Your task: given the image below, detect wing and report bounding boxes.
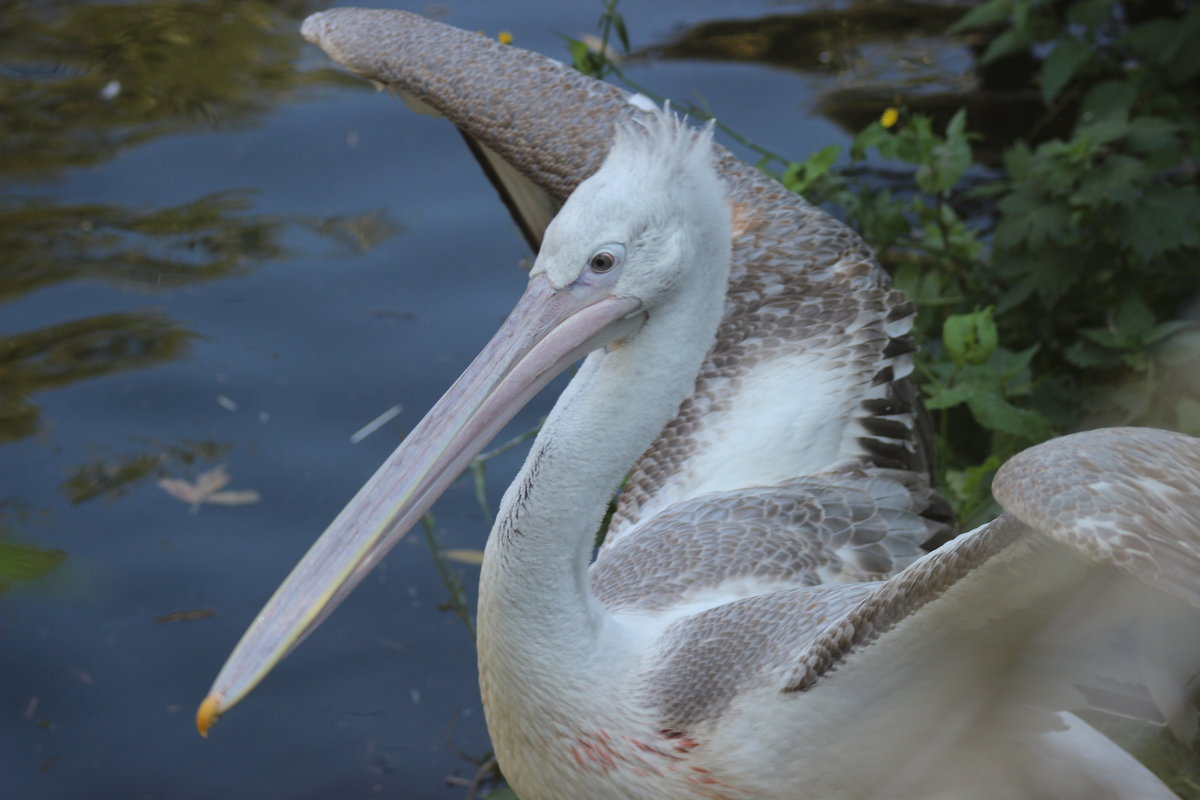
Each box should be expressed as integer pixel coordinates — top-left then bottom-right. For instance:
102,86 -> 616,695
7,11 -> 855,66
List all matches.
638,428 -> 1200,796
591,466 -> 946,615
807,429 -> 1200,727
300,8 -> 949,553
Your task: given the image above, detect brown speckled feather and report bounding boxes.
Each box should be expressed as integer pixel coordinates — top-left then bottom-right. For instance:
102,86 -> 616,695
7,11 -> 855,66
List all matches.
638,428 -> 1200,743
592,467 -> 943,613
994,426 -> 1200,608
281,15 -> 1200,798
300,9 -> 948,568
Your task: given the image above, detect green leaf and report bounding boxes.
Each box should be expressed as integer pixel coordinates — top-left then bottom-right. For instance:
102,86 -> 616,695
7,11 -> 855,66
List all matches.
949,0 -> 1013,32
1080,327 -> 1120,348
1068,0 -> 1116,28
991,344 -> 1040,387
1162,9 -> 1200,82
1041,37 -> 1091,104
924,383 -> 970,411
613,14 -> 631,52
806,144 -> 840,176
1074,155 -> 1144,208
850,122 -> 896,161
1115,185 -> 1200,260
944,454 -> 1004,525
982,26 -> 1032,65
995,193 -> 1071,249
1125,18 -> 1185,65
943,308 -> 999,368
1134,317 -> 1190,346
916,110 -> 972,194
1114,295 -> 1156,341
993,249 -> 1081,307
962,388 -> 1055,440
1080,80 -> 1139,124
995,273 -> 1039,313
1065,340 -> 1119,368
782,145 -> 841,194
1002,140 -> 1034,179
1074,115 -> 1131,147
1126,116 -> 1182,154
566,38 -> 591,72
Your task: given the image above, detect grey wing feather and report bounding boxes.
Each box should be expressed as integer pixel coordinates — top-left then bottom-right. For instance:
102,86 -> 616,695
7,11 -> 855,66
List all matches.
771,428 -> 1198,731
993,426 -> 1200,608
644,582 -> 879,731
301,8 -> 947,548
640,429 -> 1200,744
592,467 -> 948,612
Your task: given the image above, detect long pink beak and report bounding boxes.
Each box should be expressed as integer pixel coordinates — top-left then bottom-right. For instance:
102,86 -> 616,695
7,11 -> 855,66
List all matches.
197,272 -> 642,734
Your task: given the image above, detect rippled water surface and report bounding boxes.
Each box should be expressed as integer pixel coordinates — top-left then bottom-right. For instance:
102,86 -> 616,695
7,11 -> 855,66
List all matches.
1,2 -> 959,797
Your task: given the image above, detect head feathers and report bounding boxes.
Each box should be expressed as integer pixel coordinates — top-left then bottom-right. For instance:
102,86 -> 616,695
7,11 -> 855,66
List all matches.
603,103 -> 718,189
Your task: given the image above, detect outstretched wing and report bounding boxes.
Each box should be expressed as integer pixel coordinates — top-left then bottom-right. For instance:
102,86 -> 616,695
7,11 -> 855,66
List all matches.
639,428 -> 1200,796
993,426 -> 1200,609
300,8 -> 949,556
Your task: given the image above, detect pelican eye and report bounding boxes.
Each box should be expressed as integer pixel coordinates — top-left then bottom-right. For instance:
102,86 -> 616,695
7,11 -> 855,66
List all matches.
588,243 -> 625,274
590,252 -> 615,273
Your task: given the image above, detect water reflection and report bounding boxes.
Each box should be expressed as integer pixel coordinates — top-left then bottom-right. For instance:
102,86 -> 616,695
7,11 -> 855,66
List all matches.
0,0 -> 397,452
0,0 -> 398,618
1,192 -> 283,298
0,539 -> 66,593
62,438 -> 233,504
1,0 -> 344,177
650,2 -> 964,73
650,1 -> 1067,161
1,310 -> 194,442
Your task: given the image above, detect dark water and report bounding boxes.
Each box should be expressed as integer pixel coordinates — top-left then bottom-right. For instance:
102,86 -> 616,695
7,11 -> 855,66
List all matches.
0,2 -> 966,798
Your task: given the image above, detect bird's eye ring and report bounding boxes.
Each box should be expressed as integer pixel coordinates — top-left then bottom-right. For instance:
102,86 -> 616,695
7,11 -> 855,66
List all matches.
589,251 -> 616,273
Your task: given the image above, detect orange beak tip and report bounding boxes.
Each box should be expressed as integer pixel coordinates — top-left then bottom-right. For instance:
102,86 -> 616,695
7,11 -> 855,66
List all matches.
196,694 -> 222,737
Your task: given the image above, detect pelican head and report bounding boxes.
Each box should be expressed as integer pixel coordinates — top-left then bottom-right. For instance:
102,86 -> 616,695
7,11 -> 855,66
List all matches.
198,106 -> 731,734
533,111 -> 728,310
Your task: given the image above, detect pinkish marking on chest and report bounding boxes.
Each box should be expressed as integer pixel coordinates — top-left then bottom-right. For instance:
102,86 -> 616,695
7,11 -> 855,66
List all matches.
562,727 -> 752,799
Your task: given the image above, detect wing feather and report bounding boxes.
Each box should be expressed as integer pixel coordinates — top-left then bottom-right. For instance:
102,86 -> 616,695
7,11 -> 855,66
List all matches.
785,429 -> 1200,727
592,467 -> 945,615
300,8 -> 946,553
634,429 -> 1199,790
993,426 -> 1200,607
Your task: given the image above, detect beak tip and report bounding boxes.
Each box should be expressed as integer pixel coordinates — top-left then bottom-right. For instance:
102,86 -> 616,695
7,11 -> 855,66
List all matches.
196,693 -> 222,737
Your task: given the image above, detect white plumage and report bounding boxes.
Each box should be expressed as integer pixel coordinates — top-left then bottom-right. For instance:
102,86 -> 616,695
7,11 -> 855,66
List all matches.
198,11 -> 1200,800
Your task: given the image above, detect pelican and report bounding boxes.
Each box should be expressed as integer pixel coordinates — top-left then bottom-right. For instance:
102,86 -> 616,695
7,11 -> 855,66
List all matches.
198,9 -> 1200,799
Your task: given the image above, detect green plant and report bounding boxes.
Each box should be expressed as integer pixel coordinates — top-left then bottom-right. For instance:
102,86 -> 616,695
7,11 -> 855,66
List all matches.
771,0 -> 1200,518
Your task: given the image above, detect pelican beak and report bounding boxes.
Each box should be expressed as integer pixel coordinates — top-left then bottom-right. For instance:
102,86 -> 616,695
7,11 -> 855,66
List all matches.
197,272 -> 642,735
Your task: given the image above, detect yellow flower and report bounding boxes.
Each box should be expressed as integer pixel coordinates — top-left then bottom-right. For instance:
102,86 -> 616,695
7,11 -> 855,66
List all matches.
498,31 -> 513,45
880,107 -> 900,129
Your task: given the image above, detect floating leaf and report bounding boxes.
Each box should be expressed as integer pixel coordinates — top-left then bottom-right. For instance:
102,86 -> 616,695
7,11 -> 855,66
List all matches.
205,490 -> 261,507
158,465 -> 259,513
441,548 -> 486,566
